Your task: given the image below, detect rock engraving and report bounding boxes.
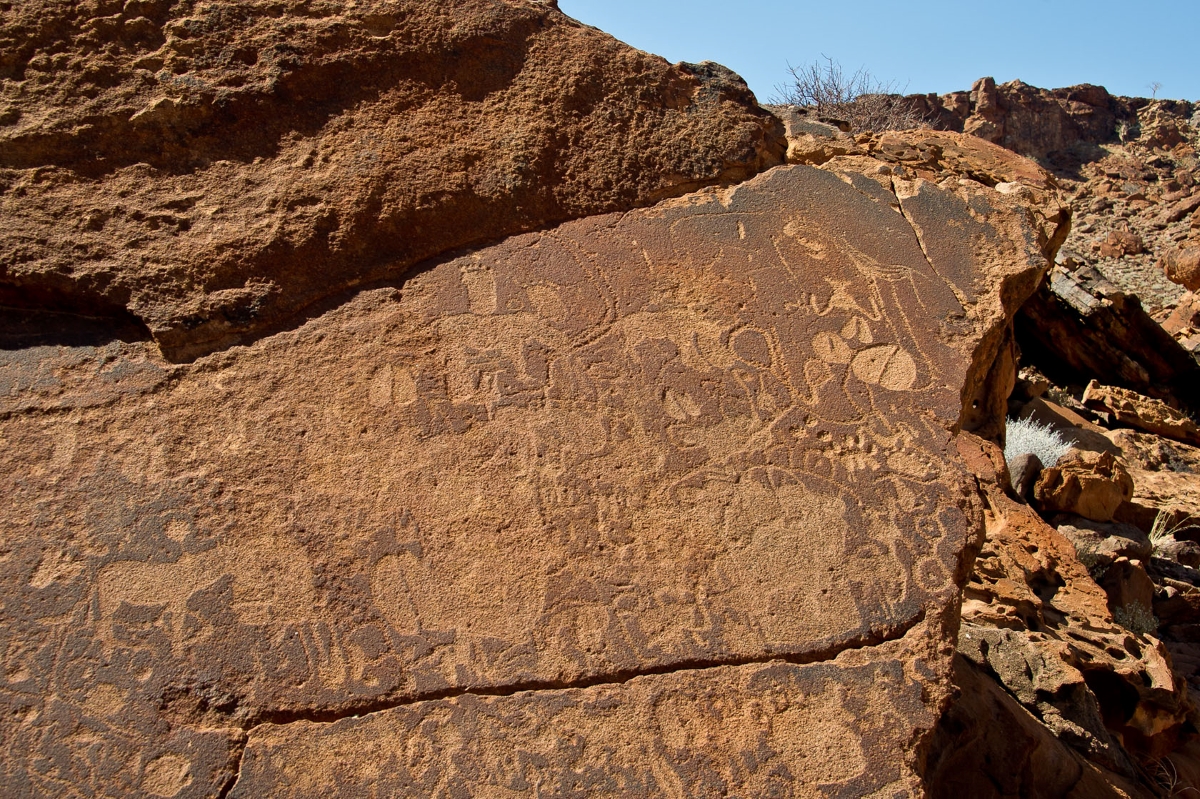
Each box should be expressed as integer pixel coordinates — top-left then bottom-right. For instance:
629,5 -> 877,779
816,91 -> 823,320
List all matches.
0,163 -> 1051,796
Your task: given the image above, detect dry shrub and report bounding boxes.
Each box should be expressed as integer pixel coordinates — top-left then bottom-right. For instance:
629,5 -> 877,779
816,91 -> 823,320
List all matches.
774,56 -> 928,133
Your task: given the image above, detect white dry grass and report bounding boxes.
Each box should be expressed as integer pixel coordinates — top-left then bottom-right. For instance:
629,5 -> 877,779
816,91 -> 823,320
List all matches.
1004,416 -> 1072,473
1150,511 -> 1200,554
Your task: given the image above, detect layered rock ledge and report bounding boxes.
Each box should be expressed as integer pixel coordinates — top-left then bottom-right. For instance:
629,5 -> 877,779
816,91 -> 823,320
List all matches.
0,0 -> 783,361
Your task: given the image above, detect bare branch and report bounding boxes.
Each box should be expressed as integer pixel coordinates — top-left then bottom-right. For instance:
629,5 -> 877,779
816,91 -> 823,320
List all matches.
772,56 -> 928,133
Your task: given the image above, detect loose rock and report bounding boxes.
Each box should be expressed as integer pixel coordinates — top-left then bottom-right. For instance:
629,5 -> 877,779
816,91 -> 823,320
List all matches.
1033,450 -> 1135,522
1164,244 -> 1200,291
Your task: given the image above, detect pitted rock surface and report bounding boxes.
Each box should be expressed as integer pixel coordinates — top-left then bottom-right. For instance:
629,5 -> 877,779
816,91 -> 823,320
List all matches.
0,163 -> 1052,796
952,434 -> 1187,781
0,0 -> 783,361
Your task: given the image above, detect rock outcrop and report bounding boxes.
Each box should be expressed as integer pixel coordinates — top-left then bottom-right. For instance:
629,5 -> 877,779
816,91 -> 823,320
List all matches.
807,78 -> 1200,792
9,9 -> 1199,796
0,129 -> 1060,794
918,434 -> 1187,799
910,78 -> 1200,373
0,0 -> 784,361
908,78 -> 1195,172
1014,263 -> 1200,414
1032,449 -> 1135,522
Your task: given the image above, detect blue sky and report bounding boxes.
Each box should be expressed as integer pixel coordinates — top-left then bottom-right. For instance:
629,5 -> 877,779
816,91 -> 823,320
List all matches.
557,1 -> 1200,104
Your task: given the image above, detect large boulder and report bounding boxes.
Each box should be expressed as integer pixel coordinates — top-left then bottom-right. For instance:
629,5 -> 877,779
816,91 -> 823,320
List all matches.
0,154 -> 1056,795
1033,450 -> 1134,522
0,0 -> 784,361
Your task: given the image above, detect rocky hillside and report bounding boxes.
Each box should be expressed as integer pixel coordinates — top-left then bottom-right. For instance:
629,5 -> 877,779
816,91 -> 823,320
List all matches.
4,3 -> 1200,798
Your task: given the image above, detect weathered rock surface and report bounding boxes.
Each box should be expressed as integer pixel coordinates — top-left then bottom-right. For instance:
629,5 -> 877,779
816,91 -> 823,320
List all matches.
954,434 -> 1189,774
901,78 -> 1199,344
776,125 -> 1070,442
1163,291 -> 1200,343
0,0 -> 784,361
231,653 -> 936,797
1165,244 -> 1200,291
0,158 -> 1056,795
910,78 -> 1195,173
884,77 -> 1200,792
1033,450 -> 1134,523
925,655 -> 1151,799
1083,381 -> 1200,446
1054,515 -> 1153,566
1014,263 -> 1200,414
1107,429 -> 1200,538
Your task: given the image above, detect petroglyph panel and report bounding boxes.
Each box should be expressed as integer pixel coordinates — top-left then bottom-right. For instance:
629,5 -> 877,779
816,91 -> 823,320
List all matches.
0,164 -> 1049,795
230,656 -> 929,798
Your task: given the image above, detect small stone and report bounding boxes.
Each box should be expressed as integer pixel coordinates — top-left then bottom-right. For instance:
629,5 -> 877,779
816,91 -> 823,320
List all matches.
1098,229 -> 1145,258
1163,244 -> 1200,291
1009,452 -> 1043,499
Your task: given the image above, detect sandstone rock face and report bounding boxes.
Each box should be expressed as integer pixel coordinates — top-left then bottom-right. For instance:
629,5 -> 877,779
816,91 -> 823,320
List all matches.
1054,515 -> 1153,566
231,655 -> 933,797
911,78 -> 1196,171
0,159 -> 1054,796
798,127 -> 1070,441
1033,450 -> 1134,522
0,0 -> 784,361
886,77 -> 1200,790
770,105 -> 861,165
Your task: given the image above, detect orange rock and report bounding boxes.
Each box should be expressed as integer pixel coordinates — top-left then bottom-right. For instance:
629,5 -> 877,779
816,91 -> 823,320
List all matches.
1083,381 -> 1200,446
957,433 -> 1189,770
0,1 -> 785,361
1163,244 -> 1200,291
1099,558 -> 1156,617
1099,229 -> 1146,259
1107,429 -> 1200,540
1162,292 -> 1200,336
0,160 -> 1057,795
1033,450 -> 1135,522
